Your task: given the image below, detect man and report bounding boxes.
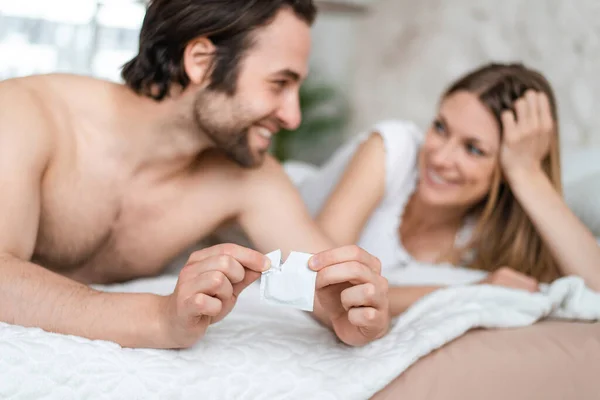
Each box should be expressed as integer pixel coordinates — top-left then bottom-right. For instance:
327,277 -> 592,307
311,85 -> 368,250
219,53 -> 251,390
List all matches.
0,0 -> 390,349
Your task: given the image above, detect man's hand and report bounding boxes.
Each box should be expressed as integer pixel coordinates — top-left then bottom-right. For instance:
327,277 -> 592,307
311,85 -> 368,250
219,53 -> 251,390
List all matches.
159,244 -> 270,349
478,267 -> 539,292
308,245 -> 390,346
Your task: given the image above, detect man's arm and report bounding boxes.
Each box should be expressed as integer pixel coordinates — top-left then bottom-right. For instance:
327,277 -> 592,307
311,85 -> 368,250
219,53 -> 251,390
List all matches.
236,156 -> 334,256
235,157 -> 333,328
0,80 -> 167,348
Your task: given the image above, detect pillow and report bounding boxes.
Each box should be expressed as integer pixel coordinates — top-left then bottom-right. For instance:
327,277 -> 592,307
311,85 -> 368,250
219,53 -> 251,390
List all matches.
283,160 -> 319,186
561,147 -> 600,184
564,171 -> 600,237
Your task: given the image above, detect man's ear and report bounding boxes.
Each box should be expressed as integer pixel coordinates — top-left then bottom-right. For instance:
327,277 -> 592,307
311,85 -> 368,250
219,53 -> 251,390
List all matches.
183,37 -> 216,86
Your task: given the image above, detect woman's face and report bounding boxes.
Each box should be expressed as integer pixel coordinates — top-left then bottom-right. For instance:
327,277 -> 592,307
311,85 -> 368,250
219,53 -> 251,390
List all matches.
417,91 -> 501,209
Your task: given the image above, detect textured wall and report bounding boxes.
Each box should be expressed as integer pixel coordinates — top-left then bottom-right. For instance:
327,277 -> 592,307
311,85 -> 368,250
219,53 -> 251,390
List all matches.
349,0 -> 600,149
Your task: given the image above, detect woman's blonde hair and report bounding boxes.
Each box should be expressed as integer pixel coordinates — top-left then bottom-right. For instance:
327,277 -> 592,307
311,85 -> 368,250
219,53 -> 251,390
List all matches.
444,62 -> 562,282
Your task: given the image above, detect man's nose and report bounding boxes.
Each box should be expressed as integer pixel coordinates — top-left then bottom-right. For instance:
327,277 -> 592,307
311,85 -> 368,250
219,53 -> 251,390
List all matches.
277,92 -> 302,131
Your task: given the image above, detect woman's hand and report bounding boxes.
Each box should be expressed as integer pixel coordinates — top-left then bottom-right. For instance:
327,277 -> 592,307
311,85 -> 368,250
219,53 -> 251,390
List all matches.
500,90 -> 554,182
478,267 -> 539,292
495,90 -> 600,291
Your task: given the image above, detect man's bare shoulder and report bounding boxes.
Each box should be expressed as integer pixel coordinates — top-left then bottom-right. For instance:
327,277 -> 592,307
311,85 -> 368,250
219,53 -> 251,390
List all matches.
0,74 -> 67,98
0,76 -> 57,158
0,76 -> 48,111
1,73 -> 115,112
240,154 -> 298,198
192,151 -> 283,179
190,151 -> 293,199
247,154 -> 289,180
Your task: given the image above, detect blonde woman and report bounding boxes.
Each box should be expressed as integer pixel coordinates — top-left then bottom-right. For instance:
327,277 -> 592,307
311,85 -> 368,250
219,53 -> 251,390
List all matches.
296,62 -> 600,315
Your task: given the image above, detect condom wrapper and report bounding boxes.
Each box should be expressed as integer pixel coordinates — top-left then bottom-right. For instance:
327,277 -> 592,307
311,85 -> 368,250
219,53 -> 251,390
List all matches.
260,249 -> 317,312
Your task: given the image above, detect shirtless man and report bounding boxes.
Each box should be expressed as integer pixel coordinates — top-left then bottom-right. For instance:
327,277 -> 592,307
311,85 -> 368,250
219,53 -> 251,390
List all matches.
0,0 -> 390,349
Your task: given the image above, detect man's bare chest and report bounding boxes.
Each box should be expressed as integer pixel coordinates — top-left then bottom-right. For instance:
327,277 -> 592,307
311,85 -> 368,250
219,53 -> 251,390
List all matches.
32,170 -> 235,284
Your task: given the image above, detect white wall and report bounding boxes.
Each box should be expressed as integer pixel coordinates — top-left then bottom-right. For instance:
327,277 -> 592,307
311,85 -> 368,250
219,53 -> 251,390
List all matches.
348,0 -> 600,150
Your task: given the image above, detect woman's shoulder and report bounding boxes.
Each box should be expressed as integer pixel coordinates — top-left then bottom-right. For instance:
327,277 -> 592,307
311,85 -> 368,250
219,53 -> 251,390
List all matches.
368,119 -> 424,146
362,119 -> 424,168
370,118 -> 423,133
361,119 -> 424,196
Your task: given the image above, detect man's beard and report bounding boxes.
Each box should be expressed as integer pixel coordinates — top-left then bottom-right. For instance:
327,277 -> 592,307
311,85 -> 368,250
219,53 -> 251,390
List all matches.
193,90 -> 267,168
206,125 -> 256,168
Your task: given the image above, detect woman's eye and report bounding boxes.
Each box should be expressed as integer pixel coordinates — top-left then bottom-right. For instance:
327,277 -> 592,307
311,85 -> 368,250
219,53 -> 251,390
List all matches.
433,119 -> 446,134
467,144 -> 484,156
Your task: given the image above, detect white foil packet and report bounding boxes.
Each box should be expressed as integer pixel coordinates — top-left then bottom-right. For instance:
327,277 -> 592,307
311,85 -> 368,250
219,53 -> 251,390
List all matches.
260,249 -> 317,312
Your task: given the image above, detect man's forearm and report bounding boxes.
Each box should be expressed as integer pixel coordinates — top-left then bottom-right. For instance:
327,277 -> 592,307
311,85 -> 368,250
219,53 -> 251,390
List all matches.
389,285 -> 442,316
0,253 -> 169,348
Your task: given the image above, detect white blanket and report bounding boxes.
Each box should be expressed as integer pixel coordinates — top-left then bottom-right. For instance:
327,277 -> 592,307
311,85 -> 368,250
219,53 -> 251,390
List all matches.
1,266 -> 599,400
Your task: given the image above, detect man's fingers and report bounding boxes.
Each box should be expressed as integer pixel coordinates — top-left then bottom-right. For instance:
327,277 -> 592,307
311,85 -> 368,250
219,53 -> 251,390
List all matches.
185,293 -> 223,318
204,271 -> 234,300
340,283 -> 383,310
347,307 -> 381,327
232,270 -> 261,297
184,270 -> 234,303
183,255 -> 245,284
315,262 -> 374,289
309,245 -> 381,274
187,243 -> 270,273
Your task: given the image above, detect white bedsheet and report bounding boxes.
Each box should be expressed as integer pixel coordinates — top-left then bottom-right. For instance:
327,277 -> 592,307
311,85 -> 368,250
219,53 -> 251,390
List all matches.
1,266 -> 599,400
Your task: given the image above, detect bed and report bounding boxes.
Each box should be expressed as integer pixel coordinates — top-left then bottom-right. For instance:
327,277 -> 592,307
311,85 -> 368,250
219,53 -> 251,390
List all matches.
1,262 -> 598,400
373,319 -> 600,400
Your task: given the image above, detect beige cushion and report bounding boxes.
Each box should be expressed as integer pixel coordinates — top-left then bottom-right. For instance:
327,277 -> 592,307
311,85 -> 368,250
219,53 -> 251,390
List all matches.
372,320 -> 600,400
564,171 -> 600,237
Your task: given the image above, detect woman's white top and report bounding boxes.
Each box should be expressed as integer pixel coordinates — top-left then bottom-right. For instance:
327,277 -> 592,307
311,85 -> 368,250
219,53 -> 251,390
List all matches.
295,120 -> 473,272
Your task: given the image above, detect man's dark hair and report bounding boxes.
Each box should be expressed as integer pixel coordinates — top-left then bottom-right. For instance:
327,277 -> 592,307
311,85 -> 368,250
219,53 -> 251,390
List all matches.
121,0 -> 317,100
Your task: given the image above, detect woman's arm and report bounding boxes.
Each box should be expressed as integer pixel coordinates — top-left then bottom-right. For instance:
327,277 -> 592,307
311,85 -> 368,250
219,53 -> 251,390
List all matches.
315,133 -> 387,245
388,267 -> 539,316
508,169 -> 600,289
315,133 -> 447,316
388,286 -> 441,316
501,90 -> 600,290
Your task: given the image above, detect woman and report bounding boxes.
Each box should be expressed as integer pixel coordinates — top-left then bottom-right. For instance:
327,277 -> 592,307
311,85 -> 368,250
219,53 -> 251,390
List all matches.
296,62 -> 600,315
